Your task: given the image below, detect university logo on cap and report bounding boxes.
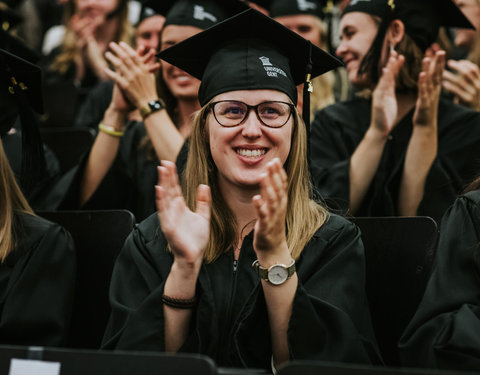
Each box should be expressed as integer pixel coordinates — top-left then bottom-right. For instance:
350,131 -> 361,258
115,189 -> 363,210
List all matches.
259,56 -> 288,78
193,5 -> 217,22
297,0 -> 317,12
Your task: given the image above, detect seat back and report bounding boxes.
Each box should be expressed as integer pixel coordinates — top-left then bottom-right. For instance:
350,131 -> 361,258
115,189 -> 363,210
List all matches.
40,127 -> 94,174
0,345 -> 217,375
350,217 -> 438,366
37,210 -> 136,349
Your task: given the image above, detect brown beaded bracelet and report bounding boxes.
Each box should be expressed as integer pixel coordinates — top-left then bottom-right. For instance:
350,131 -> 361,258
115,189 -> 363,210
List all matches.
161,294 -> 197,309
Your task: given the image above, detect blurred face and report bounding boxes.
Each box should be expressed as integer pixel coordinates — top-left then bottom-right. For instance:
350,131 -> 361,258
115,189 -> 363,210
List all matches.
74,0 -> 118,19
208,90 -> 293,190
336,12 -> 379,87
135,15 -> 165,51
274,14 -> 322,47
160,25 -> 202,100
453,0 -> 480,50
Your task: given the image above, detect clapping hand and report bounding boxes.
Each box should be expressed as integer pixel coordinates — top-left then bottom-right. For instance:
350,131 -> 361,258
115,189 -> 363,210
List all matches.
252,159 -> 288,255
443,59 -> 480,111
413,48 -> 446,128
155,161 -> 211,267
371,50 -> 405,136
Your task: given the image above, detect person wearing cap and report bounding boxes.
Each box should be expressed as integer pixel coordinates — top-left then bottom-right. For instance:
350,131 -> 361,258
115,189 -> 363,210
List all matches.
268,0 -> 350,117
310,0 -> 480,224
442,0 -> 480,111
102,9 -> 381,369
47,0 -> 248,222
0,48 -> 76,347
398,174 -> 480,370
73,4 -> 165,132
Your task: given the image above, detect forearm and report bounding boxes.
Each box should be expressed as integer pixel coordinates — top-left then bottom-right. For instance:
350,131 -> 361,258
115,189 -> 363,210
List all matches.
398,127 -> 437,216
256,245 -> 296,367
349,127 -> 388,214
80,107 -> 126,205
163,260 -> 201,352
144,109 -> 185,162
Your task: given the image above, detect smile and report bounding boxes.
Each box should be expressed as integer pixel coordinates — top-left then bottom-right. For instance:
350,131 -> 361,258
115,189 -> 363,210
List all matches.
235,148 -> 267,158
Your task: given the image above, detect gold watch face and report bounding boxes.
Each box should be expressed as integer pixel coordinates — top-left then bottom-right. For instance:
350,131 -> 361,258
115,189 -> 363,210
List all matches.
267,264 -> 288,285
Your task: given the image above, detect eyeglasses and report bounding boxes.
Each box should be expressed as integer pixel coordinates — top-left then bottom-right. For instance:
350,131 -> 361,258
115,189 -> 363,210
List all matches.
208,100 -> 295,128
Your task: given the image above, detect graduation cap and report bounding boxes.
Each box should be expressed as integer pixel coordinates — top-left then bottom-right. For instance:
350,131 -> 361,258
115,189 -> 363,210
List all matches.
269,0 -> 325,18
0,1 -> 23,31
158,8 -> 342,128
143,0 -> 249,30
344,0 -> 475,52
0,48 -> 46,193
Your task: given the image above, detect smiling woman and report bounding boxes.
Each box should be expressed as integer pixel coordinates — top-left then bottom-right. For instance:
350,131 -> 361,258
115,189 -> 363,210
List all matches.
102,8 -> 381,371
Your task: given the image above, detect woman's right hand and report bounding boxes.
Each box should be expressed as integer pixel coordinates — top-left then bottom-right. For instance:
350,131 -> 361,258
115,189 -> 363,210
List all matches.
155,161 -> 211,269
370,50 -> 405,136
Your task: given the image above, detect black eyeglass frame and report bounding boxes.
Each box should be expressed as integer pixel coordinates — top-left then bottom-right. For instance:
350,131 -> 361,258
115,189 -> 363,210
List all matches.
207,100 -> 296,128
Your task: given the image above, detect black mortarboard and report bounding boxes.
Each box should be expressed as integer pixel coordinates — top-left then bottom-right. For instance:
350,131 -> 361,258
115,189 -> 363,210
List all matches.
136,4 -> 158,27
0,48 -> 46,192
343,0 -> 475,52
158,8 -> 342,111
144,0 -> 249,30
0,28 -> 40,64
0,1 -> 22,31
269,0 -> 324,18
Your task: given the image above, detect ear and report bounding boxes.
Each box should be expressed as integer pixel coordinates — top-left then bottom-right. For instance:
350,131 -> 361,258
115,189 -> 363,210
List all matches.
387,19 -> 405,47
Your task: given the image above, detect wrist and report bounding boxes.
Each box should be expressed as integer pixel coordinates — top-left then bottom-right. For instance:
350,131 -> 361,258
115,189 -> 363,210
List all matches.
365,126 -> 389,143
139,98 -> 165,120
255,242 -> 292,268
104,106 -> 127,130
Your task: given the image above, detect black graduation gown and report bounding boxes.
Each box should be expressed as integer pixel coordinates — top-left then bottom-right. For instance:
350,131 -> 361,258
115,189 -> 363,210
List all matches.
102,213 -> 381,369
74,80 -> 114,132
2,131 -> 61,210
310,98 -> 480,223
0,213 -> 76,347
42,121 -> 190,222
398,190 -> 480,371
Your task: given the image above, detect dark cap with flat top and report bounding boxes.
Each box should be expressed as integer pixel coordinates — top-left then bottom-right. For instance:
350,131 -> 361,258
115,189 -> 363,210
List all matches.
269,0 -> 325,18
343,0 -> 475,51
157,8 -> 342,107
143,0 -> 248,30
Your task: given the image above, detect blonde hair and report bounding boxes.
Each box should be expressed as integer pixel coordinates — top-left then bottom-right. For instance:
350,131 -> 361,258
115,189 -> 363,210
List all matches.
50,0 -> 133,75
0,141 -> 34,263
181,102 -> 329,263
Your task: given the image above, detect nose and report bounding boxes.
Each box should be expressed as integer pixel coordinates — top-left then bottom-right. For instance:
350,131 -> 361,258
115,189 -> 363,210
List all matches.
336,41 -> 347,59
241,110 -> 262,139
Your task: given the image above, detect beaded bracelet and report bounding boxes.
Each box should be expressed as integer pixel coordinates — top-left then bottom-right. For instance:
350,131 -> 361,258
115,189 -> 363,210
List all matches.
98,122 -> 125,137
161,294 -> 197,309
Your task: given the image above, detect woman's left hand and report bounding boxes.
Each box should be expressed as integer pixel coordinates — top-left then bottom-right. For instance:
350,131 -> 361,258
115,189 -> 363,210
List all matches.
412,48 -> 446,128
252,158 -> 289,257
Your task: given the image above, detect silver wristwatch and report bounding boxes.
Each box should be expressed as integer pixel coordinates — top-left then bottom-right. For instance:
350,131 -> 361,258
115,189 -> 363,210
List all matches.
252,259 -> 296,285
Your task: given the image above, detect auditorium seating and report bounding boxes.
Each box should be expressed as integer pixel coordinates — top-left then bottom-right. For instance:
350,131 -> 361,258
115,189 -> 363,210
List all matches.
351,216 -> 439,366
37,210 -> 136,349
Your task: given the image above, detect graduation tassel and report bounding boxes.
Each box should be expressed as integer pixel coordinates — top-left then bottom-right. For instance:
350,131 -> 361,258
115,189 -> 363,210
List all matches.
303,42 -> 316,200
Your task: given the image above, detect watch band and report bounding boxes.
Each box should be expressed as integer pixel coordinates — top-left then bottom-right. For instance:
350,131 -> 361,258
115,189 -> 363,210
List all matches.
140,98 -> 165,120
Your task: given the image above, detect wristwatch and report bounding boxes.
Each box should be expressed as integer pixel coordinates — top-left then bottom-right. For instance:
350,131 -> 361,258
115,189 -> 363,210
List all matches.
140,99 -> 165,120
252,259 -> 296,285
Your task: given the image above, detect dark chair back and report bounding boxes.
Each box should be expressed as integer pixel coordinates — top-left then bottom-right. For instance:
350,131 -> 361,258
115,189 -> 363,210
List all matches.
37,210 -> 136,349
278,360 -> 463,375
350,217 -> 438,366
40,127 -> 94,174
0,345 -> 216,375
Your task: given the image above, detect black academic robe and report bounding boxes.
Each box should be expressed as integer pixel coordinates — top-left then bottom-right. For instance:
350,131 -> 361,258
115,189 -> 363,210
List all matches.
43,121 -> 189,222
2,131 -> 61,210
102,213 -> 381,369
398,190 -> 480,371
0,213 -> 76,347
74,80 -> 114,132
310,98 -> 480,223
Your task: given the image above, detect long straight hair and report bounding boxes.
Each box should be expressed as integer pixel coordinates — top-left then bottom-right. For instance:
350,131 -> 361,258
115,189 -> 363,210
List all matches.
0,141 -> 34,262
181,103 -> 329,263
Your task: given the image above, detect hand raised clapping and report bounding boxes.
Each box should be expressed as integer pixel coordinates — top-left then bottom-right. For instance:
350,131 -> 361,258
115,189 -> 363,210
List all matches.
155,161 -> 211,267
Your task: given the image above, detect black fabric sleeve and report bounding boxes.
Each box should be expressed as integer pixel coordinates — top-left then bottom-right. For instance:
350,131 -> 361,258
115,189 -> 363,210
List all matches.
0,220 -> 76,347
398,193 -> 480,371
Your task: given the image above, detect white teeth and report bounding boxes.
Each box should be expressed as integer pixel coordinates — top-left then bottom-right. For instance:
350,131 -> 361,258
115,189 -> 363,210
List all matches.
236,149 -> 266,158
